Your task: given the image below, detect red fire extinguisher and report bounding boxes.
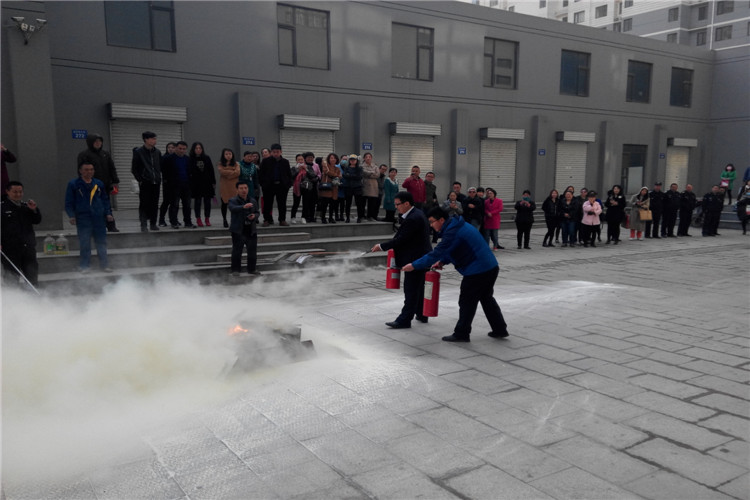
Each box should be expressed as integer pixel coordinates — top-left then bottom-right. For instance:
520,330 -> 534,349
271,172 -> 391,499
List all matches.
423,269 -> 440,317
386,248 -> 400,289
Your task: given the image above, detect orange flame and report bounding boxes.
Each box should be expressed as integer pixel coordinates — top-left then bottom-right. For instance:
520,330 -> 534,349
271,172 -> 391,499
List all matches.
228,324 -> 249,336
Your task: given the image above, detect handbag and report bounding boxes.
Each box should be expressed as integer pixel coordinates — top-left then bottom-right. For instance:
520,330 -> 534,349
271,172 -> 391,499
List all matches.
719,179 -> 730,188
331,177 -> 341,187
621,214 -> 630,229
318,182 -> 333,191
640,209 -> 653,221
300,179 -> 313,191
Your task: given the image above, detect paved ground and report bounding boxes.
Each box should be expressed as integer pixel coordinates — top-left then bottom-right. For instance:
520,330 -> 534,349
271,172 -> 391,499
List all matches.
2,228 -> 748,499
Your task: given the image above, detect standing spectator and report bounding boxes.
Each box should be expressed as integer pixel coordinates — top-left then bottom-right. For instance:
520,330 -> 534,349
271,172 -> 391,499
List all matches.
383,167 -> 399,223
300,152 -> 320,223
290,154 -> 306,224
318,153 -> 341,224
163,141 -> 195,229
541,189 -> 561,247
560,190 -> 578,247
736,191 -> 750,235
342,154 -> 364,223
677,184 -> 698,236
402,166 -> 426,208
462,187 -> 484,231
574,187 -> 588,245
65,163 -> 113,272
370,191 -> 432,329
1,143 -> 17,199
259,143 -> 292,227
604,185 -> 626,244
662,183 -> 681,237
423,171 -> 438,211
701,185 -> 723,236
441,191 -> 464,217
720,164 -> 736,205
484,188 -> 504,250
1,181 -> 41,286
450,182 -> 467,204
218,148 -> 241,228
376,164 -> 388,220
239,151 -> 259,203
158,142 -> 176,227
131,131 -> 162,232
403,206 -> 510,343
645,182 -> 665,238
333,157 -> 346,221
228,180 -> 261,276
514,190 -> 536,249
629,187 -> 650,240
77,133 -> 120,232
189,142 -> 216,227
361,153 -> 380,221
580,191 -> 602,247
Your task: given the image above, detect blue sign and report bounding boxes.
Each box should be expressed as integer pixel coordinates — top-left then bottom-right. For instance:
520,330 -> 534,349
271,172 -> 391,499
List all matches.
538,149 -> 546,156
72,129 -> 87,139
457,147 -> 467,155
659,153 -> 666,159
242,136 -> 255,146
362,142 -> 373,151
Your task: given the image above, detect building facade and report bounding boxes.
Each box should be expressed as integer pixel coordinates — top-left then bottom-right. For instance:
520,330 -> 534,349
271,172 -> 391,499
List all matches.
2,1 -> 748,229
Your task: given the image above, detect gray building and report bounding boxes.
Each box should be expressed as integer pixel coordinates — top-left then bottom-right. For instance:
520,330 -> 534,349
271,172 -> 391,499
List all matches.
2,1 -> 748,229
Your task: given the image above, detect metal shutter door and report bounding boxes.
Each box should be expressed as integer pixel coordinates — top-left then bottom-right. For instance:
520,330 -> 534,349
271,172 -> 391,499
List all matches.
279,129 -> 335,209
480,139 -> 517,202
554,141 -> 587,191
390,135 -> 434,173
110,120 -> 183,210
665,146 -> 689,189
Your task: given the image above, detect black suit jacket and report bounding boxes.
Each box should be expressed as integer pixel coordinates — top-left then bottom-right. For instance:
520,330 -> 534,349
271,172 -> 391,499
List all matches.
380,207 -> 432,267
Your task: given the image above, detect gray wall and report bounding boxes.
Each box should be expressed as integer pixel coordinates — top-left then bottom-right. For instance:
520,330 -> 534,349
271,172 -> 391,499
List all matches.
2,1 -> 745,229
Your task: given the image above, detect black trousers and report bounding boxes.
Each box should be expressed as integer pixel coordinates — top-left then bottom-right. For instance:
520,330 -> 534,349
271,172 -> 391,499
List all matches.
194,196 -> 212,219
662,209 -> 678,236
606,220 -> 621,242
645,209 -> 662,237
366,196 -> 380,219
702,211 -> 721,235
1,244 -> 38,286
454,266 -> 507,338
169,184 -> 192,225
515,221 -> 532,247
396,269 -> 426,325
159,182 -> 173,222
677,209 -> 693,235
581,223 -> 597,245
345,193 -> 365,219
263,184 -> 290,223
302,188 -> 317,221
139,182 -> 161,226
231,230 -> 257,273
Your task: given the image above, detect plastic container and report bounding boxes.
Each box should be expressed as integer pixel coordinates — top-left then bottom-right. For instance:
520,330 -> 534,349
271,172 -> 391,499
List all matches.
55,234 -> 69,255
43,234 -> 56,255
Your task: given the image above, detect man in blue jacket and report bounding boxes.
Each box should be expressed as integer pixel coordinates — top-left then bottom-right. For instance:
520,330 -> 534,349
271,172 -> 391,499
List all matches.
403,207 -> 509,342
65,162 -> 113,272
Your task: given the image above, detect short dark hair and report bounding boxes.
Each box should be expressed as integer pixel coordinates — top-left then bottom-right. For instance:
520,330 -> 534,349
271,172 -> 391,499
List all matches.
176,141 -> 188,147
453,181 -> 462,187
270,143 -> 282,151
477,187 -> 485,193
523,189 -> 531,196
236,180 -> 249,188
388,167 -> 397,173
142,131 -> 156,140
394,191 -> 413,205
6,180 -> 23,190
427,206 -> 448,221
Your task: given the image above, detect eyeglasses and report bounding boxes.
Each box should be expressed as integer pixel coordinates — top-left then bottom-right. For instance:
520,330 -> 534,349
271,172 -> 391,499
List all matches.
394,202 -> 402,206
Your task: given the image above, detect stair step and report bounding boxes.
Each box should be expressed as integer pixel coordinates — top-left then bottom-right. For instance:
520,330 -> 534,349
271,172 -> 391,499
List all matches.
204,232 -> 311,246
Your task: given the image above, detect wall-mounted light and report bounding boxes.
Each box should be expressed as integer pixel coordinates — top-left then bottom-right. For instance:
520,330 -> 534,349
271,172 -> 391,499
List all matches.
10,16 -> 47,45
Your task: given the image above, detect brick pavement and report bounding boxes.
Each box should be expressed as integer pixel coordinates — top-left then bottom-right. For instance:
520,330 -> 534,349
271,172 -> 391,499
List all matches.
2,230 -> 748,499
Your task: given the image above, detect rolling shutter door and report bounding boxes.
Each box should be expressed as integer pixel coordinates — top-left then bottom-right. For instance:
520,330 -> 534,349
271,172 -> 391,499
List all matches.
554,141 -> 587,191
110,120 -> 183,210
279,129 -> 335,209
480,139 -> 517,202
665,146 -> 689,189
390,135 -> 434,173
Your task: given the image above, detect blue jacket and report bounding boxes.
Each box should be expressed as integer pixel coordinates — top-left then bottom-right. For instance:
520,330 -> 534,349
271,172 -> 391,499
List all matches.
412,215 -> 498,276
65,177 -> 112,220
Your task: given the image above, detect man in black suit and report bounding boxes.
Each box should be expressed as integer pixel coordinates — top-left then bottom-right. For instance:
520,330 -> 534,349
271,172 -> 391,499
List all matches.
259,143 -> 292,227
371,191 -> 432,328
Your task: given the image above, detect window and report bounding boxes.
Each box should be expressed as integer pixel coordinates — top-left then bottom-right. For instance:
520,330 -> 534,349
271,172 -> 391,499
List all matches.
277,4 -> 329,70
539,0 -> 547,7
627,60 -> 652,102
596,5 -> 608,18
670,67 -> 693,107
747,21 -> 750,36
392,23 -> 433,81
613,22 -> 622,32
698,4 -> 708,20
560,50 -> 590,97
715,25 -> 733,40
509,6 -> 515,12
484,38 -> 519,89
623,18 -> 633,31
574,11 -> 585,23
667,33 -> 677,43
624,0 -> 633,7
696,29 -> 707,45
104,1 -> 175,51
562,16 -> 569,22
490,0 -> 499,6
717,1 -> 734,14
668,7 -> 679,21
563,0 -> 569,6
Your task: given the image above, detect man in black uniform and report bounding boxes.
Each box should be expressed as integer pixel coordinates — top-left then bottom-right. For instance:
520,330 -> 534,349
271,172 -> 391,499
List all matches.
1,181 -> 41,286
371,191 -> 432,329
645,182 -> 665,238
259,143 -> 292,226
131,131 -> 162,232
228,181 -> 261,276
77,133 -> 120,232
662,183 -> 681,237
701,185 -> 723,236
677,184 -> 697,236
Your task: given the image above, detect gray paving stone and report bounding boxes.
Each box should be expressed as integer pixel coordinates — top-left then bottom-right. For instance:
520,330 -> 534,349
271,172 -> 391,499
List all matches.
628,373 -> 709,399
698,413 -> 750,440
518,376 -> 583,398
511,356 -> 584,378
303,429 -> 401,475
352,463 -> 459,499
622,335 -> 692,353
564,372 -> 646,399
624,412 -> 733,450
707,438 -> 750,468
680,359 -> 750,383
551,410 -> 649,449
384,430 -> 485,477
571,344 -> 642,364
444,392 -> 512,417
441,368 -> 517,395
404,406 -> 500,445
679,347 -> 749,367
445,464 -> 555,499
624,391 -> 717,422
624,470 -> 736,500
718,472 -> 750,500
491,387 -> 581,419
692,393 -> 750,417
576,334 -> 640,351
88,458 -> 185,500
589,362 -> 644,380
687,374 -> 750,399
476,407 -> 579,447
529,466 -> 642,500
558,390 -> 650,422
512,344 -> 588,363
627,438 -> 747,487
623,359 -> 703,381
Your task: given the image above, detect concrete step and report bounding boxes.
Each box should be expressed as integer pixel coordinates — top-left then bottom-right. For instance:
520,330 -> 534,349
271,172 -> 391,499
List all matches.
204,232 -> 310,246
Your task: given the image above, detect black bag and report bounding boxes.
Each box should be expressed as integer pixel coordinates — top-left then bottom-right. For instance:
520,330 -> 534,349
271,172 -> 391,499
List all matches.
300,179 -> 313,191
318,182 -> 333,191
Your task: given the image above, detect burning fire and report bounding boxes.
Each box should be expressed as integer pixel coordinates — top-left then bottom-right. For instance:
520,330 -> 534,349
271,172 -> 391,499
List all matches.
227,324 -> 249,336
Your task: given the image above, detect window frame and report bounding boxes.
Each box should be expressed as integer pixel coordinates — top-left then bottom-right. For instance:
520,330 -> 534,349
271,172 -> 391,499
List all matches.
623,18 -> 633,31
716,1 -> 734,15
276,4 -> 331,70
560,49 -> 590,97
573,10 -> 585,23
391,22 -> 434,81
483,37 -> 519,90
696,29 -> 707,45
595,5 -> 608,18
666,33 -> 677,43
104,1 -> 176,52
668,7 -> 679,22
714,25 -> 733,41
626,60 -> 652,103
669,67 -> 694,108
698,4 -> 708,20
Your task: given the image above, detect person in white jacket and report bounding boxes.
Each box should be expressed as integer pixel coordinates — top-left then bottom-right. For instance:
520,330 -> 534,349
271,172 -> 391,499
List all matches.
580,191 -> 602,247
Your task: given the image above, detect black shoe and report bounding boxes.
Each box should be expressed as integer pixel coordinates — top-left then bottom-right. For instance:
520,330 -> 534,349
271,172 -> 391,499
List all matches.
614,240 -> 619,245
346,217 -> 351,223
141,226 -> 148,233
158,221 -> 168,227
684,234 -> 692,237
171,225 -> 180,229
653,236 -> 661,239
150,224 -> 160,231
109,227 -> 121,233
386,321 -> 410,329
542,242 -> 548,247
524,246 -> 531,249
416,316 -> 428,323
605,240 -> 611,244
357,218 -> 363,223
590,242 -> 596,248
488,330 -> 509,338
329,218 -> 336,224
224,220 -> 230,228
442,334 -> 470,342
249,270 -> 262,276
517,245 -> 522,249
321,218 -> 328,224
548,243 -> 555,247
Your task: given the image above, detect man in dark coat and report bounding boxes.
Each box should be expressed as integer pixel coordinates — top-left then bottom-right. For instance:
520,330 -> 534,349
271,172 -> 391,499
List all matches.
662,183 -> 681,237
258,143 -> 292,226
371,191 -> 432,329
462,187 -> 484,230
646,182 -> 665,238
228,181 -> 261,275
1,181 -> 41,286
162,141 -> 195,229
131,131 -> 162,232
78,133 -> 120,232
701,185 -> 723,237
677,184 -> 697,236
